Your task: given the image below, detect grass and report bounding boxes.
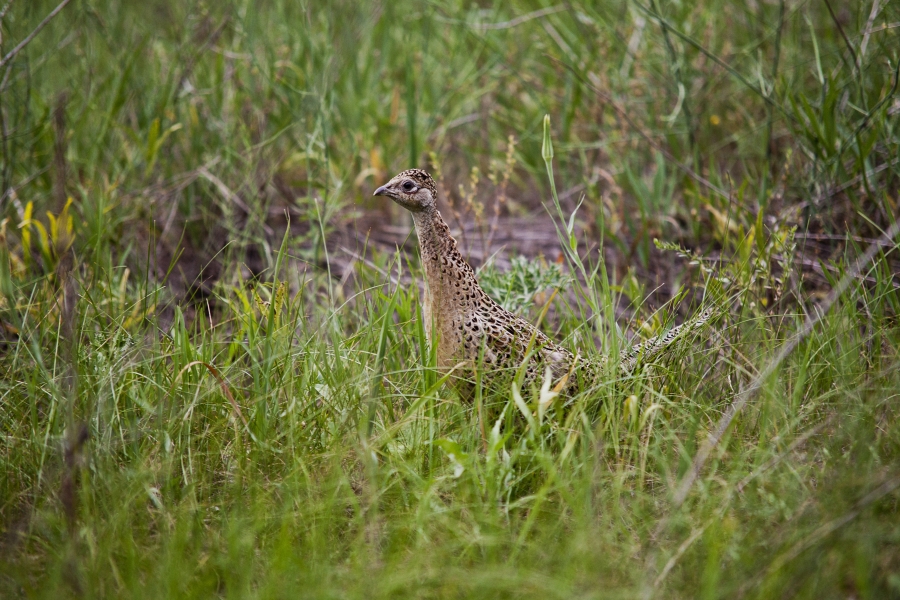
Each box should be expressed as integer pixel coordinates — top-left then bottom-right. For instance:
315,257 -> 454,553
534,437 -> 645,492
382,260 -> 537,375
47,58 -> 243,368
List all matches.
1,0 -> 899,597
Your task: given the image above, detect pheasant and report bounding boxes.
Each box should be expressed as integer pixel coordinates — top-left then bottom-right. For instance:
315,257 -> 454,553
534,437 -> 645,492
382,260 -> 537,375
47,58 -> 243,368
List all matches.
374,168 -> 713,397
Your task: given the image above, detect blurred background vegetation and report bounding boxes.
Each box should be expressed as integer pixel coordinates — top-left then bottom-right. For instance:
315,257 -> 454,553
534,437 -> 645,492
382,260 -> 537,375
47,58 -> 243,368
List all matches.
1,0 -> 899,597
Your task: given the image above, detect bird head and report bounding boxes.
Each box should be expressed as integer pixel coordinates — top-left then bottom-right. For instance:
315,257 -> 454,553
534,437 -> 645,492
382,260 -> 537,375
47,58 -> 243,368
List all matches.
373,169 -> 437,213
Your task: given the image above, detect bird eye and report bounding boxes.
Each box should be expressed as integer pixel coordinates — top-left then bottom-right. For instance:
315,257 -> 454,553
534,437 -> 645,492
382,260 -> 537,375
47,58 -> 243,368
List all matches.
402,180 -> 416,192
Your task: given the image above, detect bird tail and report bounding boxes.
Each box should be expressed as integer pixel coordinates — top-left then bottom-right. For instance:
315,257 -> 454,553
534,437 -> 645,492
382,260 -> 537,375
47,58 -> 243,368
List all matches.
618,306 -> 718,372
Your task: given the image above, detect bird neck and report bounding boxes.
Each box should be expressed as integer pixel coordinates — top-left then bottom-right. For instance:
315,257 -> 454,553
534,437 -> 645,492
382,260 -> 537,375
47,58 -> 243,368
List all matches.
411,208 -> 456,264
411,208 -> 477,298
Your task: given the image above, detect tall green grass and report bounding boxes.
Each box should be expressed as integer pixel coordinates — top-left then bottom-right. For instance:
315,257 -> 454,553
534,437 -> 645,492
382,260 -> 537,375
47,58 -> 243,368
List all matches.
1,1 -> 899,597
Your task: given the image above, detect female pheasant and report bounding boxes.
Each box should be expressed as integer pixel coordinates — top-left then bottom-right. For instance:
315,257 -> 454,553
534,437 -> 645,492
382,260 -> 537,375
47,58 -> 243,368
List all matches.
374,168 -> 713,397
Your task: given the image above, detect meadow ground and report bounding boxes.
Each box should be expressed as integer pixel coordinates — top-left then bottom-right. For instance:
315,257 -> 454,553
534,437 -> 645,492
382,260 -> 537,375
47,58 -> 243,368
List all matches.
1,1 -> 899,597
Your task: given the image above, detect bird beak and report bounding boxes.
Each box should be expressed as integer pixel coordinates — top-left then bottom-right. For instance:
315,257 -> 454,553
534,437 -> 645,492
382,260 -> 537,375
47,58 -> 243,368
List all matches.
373,185 -> 390,197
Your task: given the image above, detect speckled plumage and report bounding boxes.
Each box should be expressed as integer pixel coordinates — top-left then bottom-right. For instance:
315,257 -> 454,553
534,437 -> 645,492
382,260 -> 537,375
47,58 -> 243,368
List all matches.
374,169 -> 714,397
